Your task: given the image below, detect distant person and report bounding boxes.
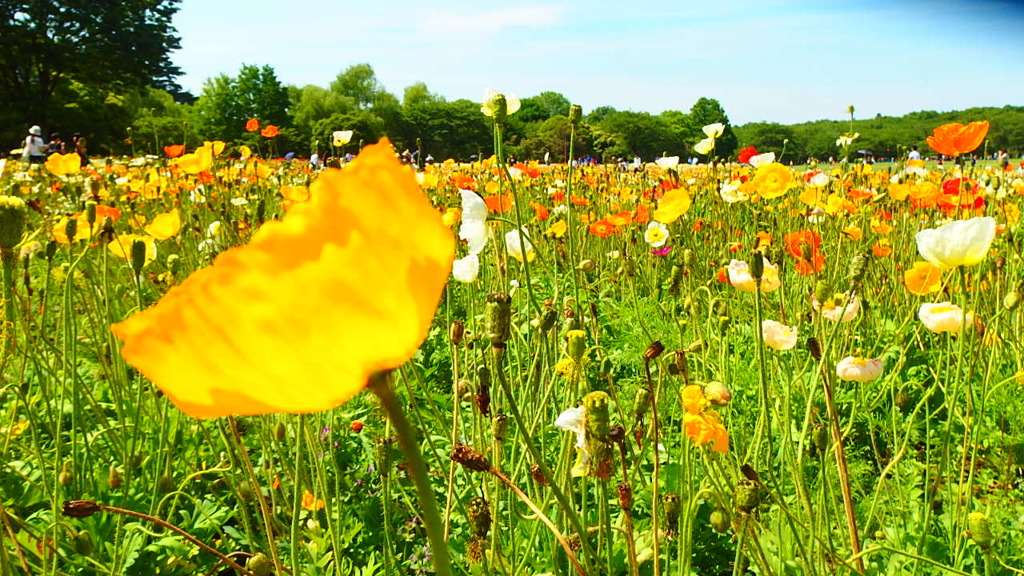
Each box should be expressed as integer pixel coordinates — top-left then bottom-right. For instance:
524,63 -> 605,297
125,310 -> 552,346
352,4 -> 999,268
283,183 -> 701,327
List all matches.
22,125 -> 47,164
46,132 -> 65,156
72,133 -> 90,167
998,149 -> 1010,170
908,146 -> 921,161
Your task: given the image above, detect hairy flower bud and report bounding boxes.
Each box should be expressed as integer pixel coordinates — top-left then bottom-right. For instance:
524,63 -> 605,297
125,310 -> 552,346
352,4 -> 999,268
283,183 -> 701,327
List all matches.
491,413 -> 509,441
633,387 -> 652,418
566,329 -> 587,362
663,493 -> 681,536
735,479 -> 762,514
247,553 -> 273,576
485,292 -> 513,347
967,512 -> 994,550
584,391 -> 611,441
710,507 -> 731,534
0,196 -> 27,253
568,104 -> 583,127
130,239 -> 148,275
847,252 -> 870,284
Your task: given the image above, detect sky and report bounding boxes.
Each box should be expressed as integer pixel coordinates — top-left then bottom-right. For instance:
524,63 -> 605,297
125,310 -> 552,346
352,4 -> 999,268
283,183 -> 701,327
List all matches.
170,0 -> 1024,126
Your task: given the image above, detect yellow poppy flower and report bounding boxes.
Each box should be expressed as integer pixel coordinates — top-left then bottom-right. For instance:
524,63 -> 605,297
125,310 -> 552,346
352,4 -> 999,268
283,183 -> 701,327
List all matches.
45,152 -> 81,176
110,139 -> 455,418
652,188 -> 692,223
107,234 -> 158,267
174,144 -> 213,174
144,209 -> 181,240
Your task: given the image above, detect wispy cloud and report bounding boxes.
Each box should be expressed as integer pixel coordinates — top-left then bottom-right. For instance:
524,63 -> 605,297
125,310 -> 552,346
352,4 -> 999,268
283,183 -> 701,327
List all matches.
418,5 -> 565,35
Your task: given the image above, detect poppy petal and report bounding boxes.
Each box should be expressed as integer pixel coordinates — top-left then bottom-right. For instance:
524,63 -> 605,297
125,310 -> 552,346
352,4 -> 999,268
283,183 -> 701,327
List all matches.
111,139 -> 454,418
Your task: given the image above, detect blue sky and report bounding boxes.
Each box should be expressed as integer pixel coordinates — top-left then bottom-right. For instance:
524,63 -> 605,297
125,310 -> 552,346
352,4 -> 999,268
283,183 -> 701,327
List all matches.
171,0 -> 1024,125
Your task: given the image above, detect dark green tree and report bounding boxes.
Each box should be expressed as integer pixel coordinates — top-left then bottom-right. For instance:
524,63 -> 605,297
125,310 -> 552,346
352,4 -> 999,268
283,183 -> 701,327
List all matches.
688,97 -> 738,158
194,64 -> 290,145
0,0 -> 182,141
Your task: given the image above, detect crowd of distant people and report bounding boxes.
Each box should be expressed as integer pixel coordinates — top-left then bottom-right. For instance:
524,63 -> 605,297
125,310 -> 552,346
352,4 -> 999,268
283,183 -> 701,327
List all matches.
20,124 -> 90,167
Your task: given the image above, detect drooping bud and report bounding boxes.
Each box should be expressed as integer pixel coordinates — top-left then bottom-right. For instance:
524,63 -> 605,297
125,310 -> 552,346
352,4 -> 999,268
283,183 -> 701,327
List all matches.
710,507 -> 731,534
61,500 -> 101,518
1003,281 -> 1023,311
704,381 -> 732,406
645,340 -> 665,361
108,465 -> 123,490
485,292 -> 513,347
451,443 -> 491,472
59,460 -> 75,487
633,387 -> 652,418
73,529 -> 94,556
247,553 -> 274,576
577,258 -> 596,272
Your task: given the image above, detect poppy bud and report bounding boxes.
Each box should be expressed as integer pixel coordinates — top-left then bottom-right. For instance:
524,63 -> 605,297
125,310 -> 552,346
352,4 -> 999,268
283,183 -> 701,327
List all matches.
814,281 -> 830,308
59,461 -> 75,487
467,496 -> 492,539
61,499 -> 101,518
807,337 -> 823,362
64,216 -> 78,243
485,292 -> 512,347
684,339 -> 706,353
704,381 -> 732,406
247,552 -> 274,576
491,413 -> 509,441
663,493 -> 681,536
577,258 -> 596,272
568,104 -> 583,127
710,507 -> 731,534
451,443 -> 491,472
539,307 -> 558,332
157,473 -> 175,494
85,201 -> 97,228
644,340 -> 665,361
735,479 -> 761,514
566,329 -> 587,362
0,196 -> 27,253
1003,281 -> 1023,311
530,463 -> 549,486
683,248 -> 695,268
966,512 -> 994,550
847,252 -> 870,284
130,239 -> 148,275
617,482 -> 633,509
633,387 -> 652,418
274,421 -> 287,440
374,436 -> 392,475
812,425 -> 830,453
584,391 -> 611,441
751,250 -> 764,281
490,94 -> 509,124
73,530 -> 93,556
450,320 -> 465,345
108,465 -> 123,490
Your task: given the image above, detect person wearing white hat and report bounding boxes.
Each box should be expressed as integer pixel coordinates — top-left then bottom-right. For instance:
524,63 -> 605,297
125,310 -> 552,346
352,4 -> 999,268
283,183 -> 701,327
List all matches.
23,125 -> 47,164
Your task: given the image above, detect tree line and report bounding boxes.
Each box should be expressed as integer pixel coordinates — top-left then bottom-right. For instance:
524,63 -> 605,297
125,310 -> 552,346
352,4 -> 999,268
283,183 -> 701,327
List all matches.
2,2 -> 1020,162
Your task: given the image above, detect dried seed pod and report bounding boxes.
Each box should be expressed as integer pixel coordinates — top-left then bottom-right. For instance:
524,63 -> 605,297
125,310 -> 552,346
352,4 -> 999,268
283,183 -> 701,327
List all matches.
451,443 -> 491,472
467,496 -> 492,539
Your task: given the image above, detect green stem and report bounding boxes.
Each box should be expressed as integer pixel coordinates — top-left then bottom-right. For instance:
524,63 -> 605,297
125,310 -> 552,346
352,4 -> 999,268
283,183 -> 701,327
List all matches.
367,372 -> 453,576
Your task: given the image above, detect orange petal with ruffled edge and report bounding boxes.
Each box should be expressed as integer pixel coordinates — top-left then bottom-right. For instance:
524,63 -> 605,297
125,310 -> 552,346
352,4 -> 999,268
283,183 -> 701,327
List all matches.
926,121 -> 989,156
111,139 -> 454,418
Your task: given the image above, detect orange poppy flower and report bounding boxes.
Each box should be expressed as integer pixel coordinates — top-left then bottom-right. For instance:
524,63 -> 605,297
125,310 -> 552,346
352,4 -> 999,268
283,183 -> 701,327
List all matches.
925,121 -> 989,157
110,139 -> 454,418
904,261 -> 943,295
570,195 -> 589,206
784,230 -> 825,276
529,202 -> 550,220
261,124 -> 280,138
302,490 -> 326,512
96,205 -> 121,222
164,144 -> 185,158
588,218 -> 616,238
245,118 -> 260,132
633,204 -> 650,224
484,193 -> 513,213
681,385 -> 728,453
606,210 -> 633,227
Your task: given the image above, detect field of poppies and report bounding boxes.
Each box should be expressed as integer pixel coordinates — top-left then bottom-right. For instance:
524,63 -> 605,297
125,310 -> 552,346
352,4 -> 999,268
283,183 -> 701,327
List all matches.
1,98 -> 1024,576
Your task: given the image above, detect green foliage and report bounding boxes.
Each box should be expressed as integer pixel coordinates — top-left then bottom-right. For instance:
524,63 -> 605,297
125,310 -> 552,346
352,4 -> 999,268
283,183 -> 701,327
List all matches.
194,64 -> 290,146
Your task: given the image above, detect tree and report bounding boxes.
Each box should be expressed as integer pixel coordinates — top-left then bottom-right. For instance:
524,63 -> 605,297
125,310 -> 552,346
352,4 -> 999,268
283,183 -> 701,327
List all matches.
194,64 -> 290,145
330,64 -> 382,109
688,97 -> 738,158
0,0 -> 182,140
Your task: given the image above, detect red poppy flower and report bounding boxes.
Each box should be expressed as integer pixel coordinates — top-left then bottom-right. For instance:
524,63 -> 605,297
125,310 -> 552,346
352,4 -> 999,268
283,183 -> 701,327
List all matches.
738,146 -> 758,164
245,118 -> 260,132
937,178 -> 984,213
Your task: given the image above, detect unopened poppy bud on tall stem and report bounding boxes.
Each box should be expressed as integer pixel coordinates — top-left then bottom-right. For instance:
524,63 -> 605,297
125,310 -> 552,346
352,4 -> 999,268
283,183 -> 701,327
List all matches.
568,104 -> 583,128
0,196 -> 26,351
485,292 -> 512,348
